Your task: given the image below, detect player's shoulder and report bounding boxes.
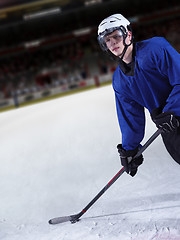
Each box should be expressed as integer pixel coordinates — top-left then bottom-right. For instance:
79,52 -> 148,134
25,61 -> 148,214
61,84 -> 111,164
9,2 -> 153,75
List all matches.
135,37 -> 171,62
136,37 -> 169,51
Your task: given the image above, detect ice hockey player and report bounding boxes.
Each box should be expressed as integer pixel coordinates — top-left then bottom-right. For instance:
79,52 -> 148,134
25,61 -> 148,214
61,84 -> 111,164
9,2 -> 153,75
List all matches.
97,14 -> 180,176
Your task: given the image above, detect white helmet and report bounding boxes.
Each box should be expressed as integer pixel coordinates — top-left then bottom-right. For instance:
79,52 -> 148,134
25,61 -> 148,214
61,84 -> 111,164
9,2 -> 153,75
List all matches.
97,14 -> 131,52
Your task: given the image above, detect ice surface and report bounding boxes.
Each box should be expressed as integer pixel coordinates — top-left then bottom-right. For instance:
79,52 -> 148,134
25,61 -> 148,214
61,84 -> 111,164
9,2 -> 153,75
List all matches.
0,85 -> 180,240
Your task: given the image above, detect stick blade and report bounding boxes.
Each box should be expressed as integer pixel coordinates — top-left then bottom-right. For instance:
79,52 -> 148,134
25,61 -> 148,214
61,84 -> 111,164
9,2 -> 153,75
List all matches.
48,214 -> 80,225
49,215 -> 71,224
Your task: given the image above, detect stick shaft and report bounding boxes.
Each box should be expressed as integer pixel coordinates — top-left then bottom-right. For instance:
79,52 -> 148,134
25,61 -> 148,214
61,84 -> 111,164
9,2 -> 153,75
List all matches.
77,129 -> 161,220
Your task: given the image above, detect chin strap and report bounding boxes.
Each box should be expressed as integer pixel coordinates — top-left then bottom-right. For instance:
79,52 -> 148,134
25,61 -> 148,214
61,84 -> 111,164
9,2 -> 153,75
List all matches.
120,33 -> 133,60
120,45 -> 128,60
120,43 -> 132,61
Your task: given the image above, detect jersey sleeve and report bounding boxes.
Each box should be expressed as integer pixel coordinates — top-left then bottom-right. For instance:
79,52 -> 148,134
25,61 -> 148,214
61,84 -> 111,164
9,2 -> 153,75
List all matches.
156,39 -> 180,116
115,90 -> 145,150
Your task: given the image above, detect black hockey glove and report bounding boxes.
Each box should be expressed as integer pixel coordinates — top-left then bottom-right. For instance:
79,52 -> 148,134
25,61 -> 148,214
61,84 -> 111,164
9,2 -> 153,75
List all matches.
117,144 -> 144,177
151,108 -> 179,133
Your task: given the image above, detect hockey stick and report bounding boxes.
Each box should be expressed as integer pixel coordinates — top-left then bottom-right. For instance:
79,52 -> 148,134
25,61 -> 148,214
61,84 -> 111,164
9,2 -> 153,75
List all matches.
49,129 -> 162,225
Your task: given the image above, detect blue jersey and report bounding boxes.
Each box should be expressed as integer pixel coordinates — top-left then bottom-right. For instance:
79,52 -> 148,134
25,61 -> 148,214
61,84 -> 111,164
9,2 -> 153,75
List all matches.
112,37 -> 180,150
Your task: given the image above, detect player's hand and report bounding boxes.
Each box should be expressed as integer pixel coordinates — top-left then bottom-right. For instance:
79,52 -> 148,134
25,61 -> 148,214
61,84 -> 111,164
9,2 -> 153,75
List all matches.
151,108 -> 179,133
117,144 -> 144,177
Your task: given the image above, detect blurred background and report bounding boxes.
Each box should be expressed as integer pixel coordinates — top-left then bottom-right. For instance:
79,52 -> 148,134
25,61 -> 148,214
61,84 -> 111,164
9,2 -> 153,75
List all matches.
0,0 -> 179,110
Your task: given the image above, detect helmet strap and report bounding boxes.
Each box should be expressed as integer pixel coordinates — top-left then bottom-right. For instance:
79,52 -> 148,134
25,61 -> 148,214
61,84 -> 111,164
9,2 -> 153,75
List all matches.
120,33 -> 133,60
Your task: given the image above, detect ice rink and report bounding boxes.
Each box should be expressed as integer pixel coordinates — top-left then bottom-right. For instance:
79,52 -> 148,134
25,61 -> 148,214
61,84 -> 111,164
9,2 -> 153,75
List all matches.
0,85 -> 180,240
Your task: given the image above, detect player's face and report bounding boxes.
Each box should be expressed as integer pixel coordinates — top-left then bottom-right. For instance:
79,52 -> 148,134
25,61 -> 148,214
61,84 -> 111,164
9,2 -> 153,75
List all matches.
104,30 -> 124,57
104,30 -> 131,58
